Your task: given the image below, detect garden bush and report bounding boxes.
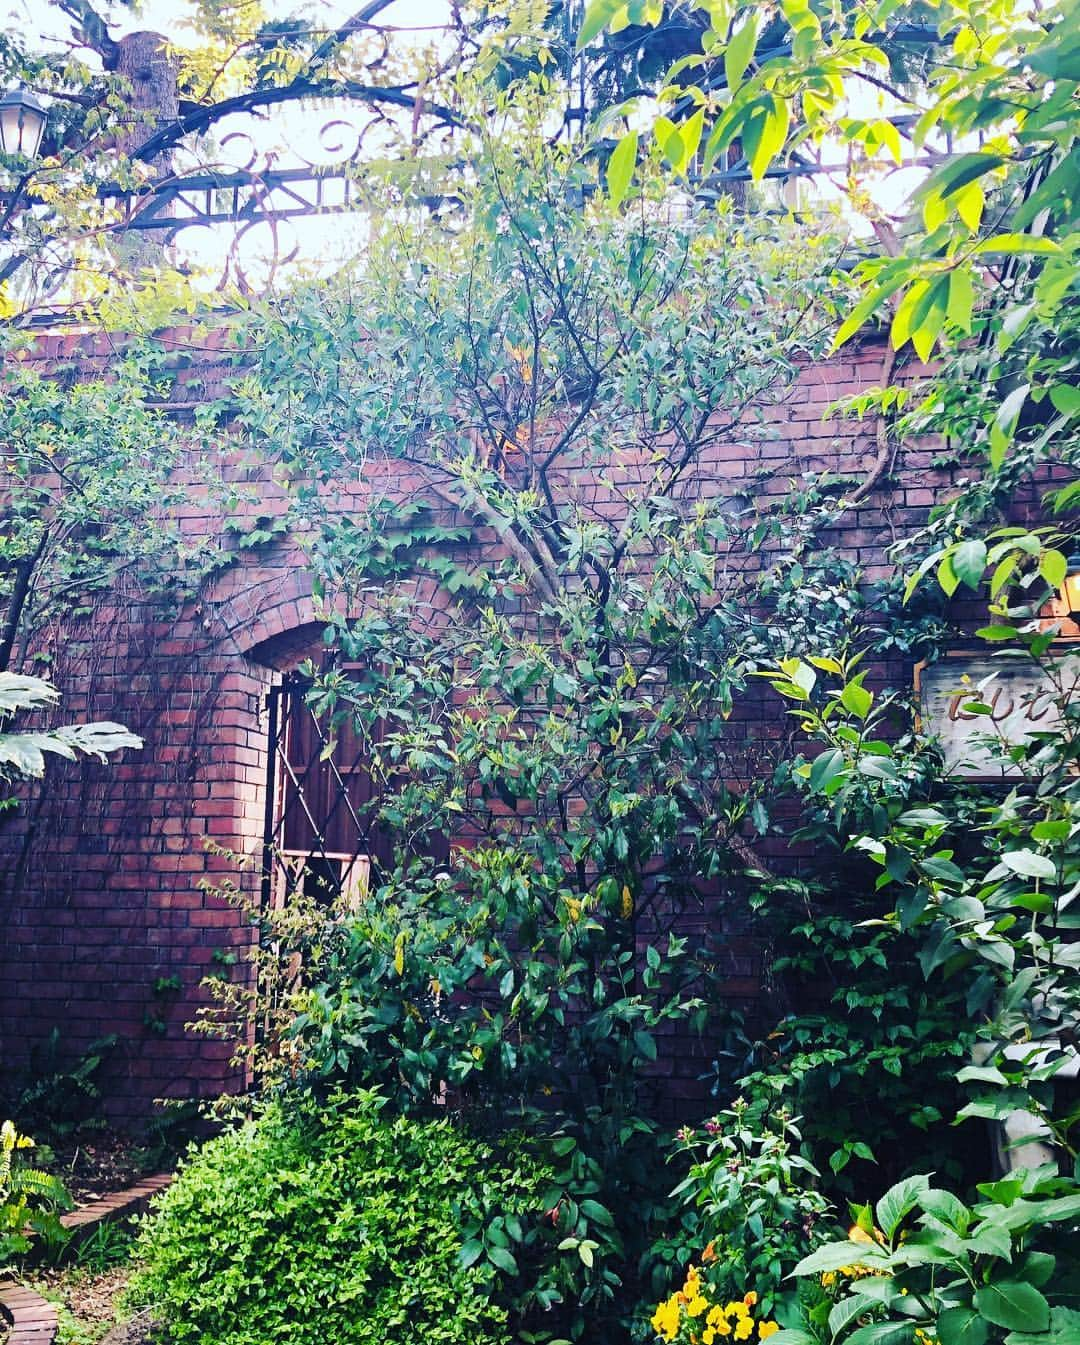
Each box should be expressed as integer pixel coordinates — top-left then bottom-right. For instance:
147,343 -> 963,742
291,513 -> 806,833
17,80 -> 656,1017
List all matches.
129,1090 -> 556,1345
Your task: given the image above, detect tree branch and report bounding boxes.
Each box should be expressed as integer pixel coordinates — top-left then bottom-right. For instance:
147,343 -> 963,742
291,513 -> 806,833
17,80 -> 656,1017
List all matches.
54,0 -> 119,66
307,0 -> 400,70
132,79 -> 462,164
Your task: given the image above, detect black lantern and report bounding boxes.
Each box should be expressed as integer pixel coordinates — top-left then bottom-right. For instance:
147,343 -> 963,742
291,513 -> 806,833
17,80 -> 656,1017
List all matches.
0,87 -> 46,160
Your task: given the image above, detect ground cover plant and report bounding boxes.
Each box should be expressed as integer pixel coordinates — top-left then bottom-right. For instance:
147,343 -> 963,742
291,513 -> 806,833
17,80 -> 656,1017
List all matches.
129,1089 -> 572,1345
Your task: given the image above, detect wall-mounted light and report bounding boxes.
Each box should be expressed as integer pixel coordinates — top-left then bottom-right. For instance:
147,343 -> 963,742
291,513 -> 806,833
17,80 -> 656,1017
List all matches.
0,87 -> 47,160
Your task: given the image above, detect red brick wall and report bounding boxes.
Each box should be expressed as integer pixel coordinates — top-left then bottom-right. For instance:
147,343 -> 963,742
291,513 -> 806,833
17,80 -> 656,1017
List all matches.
0,327 -> 970,1124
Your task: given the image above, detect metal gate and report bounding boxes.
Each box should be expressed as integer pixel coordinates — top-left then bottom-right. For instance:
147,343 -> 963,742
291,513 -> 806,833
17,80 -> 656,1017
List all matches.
260,670 -> 390,910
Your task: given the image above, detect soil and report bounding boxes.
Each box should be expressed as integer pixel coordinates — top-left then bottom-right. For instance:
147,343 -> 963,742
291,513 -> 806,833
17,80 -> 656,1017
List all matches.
47,1134 -> 155,1205
99,1310 -> 156,1345
31,1263 -> 136,1344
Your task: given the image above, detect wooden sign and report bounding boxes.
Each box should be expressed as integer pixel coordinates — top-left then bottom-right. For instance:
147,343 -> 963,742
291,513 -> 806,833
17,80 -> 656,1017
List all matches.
916,649 -> 1079,778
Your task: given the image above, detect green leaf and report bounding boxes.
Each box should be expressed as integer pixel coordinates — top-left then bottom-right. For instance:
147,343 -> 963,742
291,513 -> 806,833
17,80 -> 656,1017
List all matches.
911,276 -> 949,362
793,1240 -> 887,1277
840,680 -> 873,720
973,234 -> 1062,255
809,746 -> 846,792
947,266 -> 975,334
937,1308 -> 989,1345
898,808 -> 949,828
1040,548 -> 1067,589
952,539 -> 988,591
577,0 -> 624,47
875,1174 -> 930,1240
1049,384 -> 1080,417
459,1238 -> 484,1267
725,13 -> 759,93
973,1282 -> 1050,1333
833,270 -> 911,348
606,130 -> 638,208
829,1296 -> 869,1339
742,94 -> 788,181
847,1324 -> 920,1345
579,1199 -> 614,1227
1001,850 -> 1056,880
487,1244 -> 519,1275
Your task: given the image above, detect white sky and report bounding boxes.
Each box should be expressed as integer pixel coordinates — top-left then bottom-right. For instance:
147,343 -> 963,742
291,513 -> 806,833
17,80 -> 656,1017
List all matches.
8,0 -> 930,289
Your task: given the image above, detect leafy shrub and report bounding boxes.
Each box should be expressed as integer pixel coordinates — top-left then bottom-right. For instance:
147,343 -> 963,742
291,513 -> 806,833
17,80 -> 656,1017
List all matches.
1,1029 -> 120,1143
129,1090 -> 561,1345
647,1102 -> 830,1326
0,1118 -> 73,1270
783,1170 -> 1080,1345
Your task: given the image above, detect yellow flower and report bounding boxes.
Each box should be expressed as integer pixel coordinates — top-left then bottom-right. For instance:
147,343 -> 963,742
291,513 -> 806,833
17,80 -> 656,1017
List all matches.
565,896 -> 583,923
702,1241 -> 717,1264
743,1293 -> 758,1308
707,1307 -> 731,1335
725,1302 -> 749,1318
688,1295 -> 709,1318
821,1272 -> 837,1289
759,1323 -> 780,1340
652,1295 -> 681,1342
734,1317 -> 754,1340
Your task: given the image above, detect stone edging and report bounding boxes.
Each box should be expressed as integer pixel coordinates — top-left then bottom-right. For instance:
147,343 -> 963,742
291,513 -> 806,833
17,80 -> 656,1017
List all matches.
0,1280 -> 57,1343
59,1174 -> 172,1249
0,1172 -> 173,1344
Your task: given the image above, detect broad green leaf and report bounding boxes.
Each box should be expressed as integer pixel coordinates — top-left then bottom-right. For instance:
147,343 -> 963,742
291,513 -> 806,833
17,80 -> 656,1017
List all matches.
847,1323 -> 919,1345
486,1244 -> 519,1274
1005,1306 -> 1080,1345
911,276 -> 949,361
577,0 -> 625,47
1040,548 -> 1067,589
459,1238 -> 484,1267
725,13 -> 759,93
833,270 -> 912,348
809,746 -> 846,792
937,1308 -> 989,1345
793,1240 -> 888,1277
840,680 -> 873,720
606,130 -> 638,208
674,108 -> 706,173
952,538 -> 988,590
973,1282 -> 1050,1333
742,94 -> 788,181
875,1174 -> 930,1239
1001,850 -> 1056,880
948,265 -> 975,334
829,1296 -> 870,1340
1050,384 -> 1080,417
973,234 -> 1062,256
954,181 -> 985,233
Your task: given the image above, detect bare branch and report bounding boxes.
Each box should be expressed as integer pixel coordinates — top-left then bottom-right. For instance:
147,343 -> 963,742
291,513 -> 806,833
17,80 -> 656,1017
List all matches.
132,78 -> 462,163
307,0 -> 400,70
53,0 -> 119,66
